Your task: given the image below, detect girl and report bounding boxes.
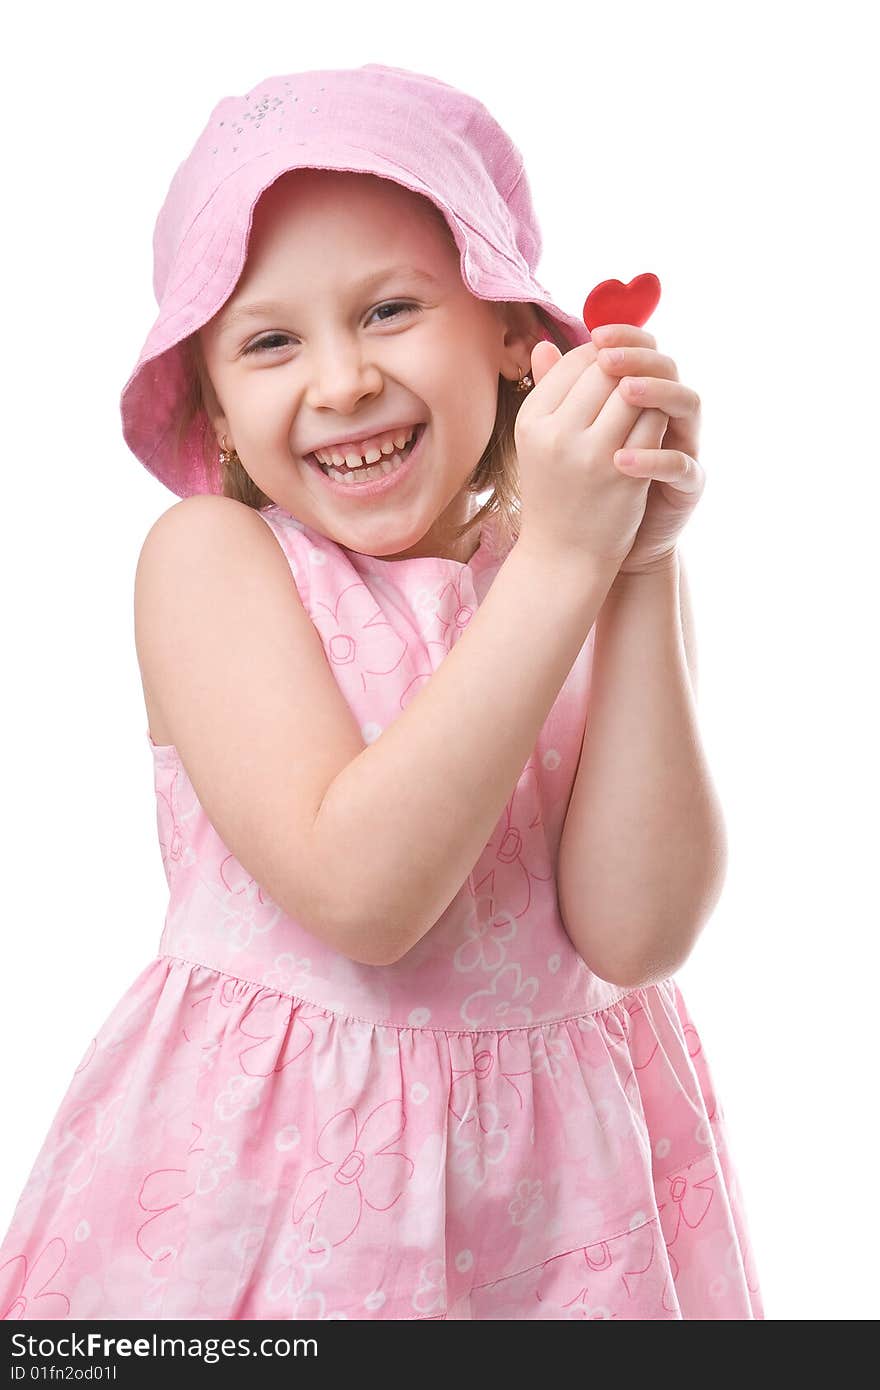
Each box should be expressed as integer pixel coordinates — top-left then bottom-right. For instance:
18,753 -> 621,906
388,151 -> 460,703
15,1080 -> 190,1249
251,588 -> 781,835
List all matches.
0,62 -> 763,1320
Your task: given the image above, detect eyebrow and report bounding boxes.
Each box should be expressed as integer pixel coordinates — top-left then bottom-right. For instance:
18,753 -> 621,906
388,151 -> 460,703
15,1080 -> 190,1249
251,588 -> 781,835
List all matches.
217,266 -> 440,332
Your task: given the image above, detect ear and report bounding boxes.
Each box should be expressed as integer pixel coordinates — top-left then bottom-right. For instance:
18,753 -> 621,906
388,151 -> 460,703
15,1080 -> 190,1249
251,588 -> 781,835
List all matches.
493,301 -> 547,385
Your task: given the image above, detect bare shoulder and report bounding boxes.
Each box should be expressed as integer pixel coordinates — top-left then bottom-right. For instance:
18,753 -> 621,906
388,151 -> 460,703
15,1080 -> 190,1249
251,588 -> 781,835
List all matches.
135,496 -> 289,743
139,492 -> 272,552
133,494 -> 308,706
135,495 -> 292,629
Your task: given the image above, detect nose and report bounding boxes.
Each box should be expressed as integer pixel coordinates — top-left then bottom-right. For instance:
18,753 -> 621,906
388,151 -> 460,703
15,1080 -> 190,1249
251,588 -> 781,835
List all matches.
303,339 -> 383,413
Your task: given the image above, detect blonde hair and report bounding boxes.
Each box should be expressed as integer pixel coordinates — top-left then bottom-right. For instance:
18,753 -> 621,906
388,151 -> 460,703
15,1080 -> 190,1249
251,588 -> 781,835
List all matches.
172,186 -> 577,555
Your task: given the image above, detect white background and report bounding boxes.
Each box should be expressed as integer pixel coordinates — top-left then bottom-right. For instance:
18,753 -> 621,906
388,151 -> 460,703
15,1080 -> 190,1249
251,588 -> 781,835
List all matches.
1,0 -> 877,1321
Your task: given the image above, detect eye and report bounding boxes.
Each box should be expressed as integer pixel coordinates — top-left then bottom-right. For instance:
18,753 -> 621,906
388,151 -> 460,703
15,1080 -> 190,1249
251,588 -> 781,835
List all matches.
243,333 -> 292,355
367,300 -> 420,326
242,301 -> 421,355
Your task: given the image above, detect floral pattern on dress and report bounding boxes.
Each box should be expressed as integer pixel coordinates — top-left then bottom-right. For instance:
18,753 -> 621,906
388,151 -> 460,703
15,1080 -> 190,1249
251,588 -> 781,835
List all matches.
0,506 -> 763,1319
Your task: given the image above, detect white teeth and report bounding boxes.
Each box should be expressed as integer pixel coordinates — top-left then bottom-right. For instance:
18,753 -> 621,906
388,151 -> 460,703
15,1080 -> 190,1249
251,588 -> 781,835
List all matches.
322,452 -> 402,483
315,425 -> 417,470
320,439 -> 414,484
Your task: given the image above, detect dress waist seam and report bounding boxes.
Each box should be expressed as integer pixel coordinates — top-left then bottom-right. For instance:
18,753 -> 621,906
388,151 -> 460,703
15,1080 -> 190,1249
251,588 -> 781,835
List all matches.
157,951 -> 651,1032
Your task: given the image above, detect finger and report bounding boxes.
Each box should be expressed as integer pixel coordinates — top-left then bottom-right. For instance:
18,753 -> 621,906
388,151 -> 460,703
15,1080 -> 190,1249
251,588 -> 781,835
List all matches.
530,337 -> 602,387
614,449 -> 704,493
557,364 -> 645,445
526,341 -> 602,412
589,323 -> 657,351
618,378 -> 700,420
528,339 -> 563,389
597,346 -> 679,382
620,406 -> 668,455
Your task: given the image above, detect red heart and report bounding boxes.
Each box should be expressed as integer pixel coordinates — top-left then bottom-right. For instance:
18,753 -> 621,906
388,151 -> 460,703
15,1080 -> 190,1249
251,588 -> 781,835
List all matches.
582,273 -> 662,331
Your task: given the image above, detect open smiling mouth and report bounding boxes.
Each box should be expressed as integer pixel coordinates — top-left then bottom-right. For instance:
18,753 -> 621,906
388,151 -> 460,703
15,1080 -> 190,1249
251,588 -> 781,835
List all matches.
306,423 -> 426,498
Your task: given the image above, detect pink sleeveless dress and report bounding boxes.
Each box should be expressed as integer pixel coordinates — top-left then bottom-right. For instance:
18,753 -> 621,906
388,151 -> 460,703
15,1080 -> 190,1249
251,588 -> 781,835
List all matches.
0,503 -> 764,1321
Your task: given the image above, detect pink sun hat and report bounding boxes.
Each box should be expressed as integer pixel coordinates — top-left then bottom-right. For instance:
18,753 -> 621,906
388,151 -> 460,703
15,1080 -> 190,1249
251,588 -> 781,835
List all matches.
119,62 -> 593,498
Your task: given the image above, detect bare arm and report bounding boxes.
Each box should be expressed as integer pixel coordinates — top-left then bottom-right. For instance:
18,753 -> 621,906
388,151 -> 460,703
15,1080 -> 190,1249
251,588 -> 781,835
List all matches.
556,551 -> 728,987
678,552 -> 698,699
317,541 -> 620,964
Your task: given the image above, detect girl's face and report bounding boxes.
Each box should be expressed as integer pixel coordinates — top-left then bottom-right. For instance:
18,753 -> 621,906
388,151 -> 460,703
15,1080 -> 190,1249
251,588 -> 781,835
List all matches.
197,169 -> 537,562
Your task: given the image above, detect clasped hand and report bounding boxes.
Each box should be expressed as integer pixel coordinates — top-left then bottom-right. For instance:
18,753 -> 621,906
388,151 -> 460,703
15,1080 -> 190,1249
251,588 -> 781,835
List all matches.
576,322 -> 704,576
